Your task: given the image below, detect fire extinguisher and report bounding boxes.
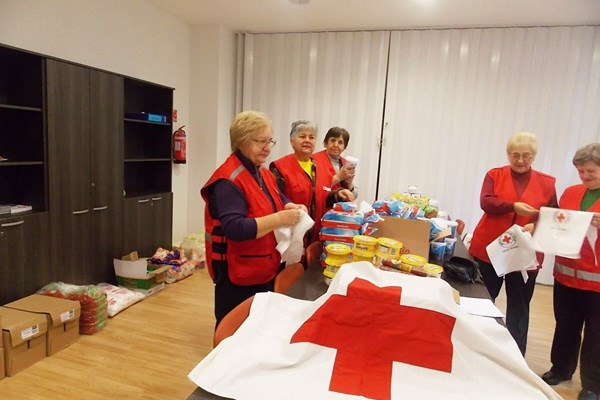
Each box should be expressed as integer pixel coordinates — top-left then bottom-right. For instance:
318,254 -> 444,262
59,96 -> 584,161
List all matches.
173,125 -> 186,164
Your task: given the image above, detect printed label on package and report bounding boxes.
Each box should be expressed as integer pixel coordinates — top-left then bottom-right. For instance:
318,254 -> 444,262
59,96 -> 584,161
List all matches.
20,324 -> 39,340
60,309 -> 75,322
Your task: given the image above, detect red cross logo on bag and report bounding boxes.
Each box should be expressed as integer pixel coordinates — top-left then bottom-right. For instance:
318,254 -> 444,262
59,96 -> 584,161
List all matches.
290,278 -> 456,400
553,210 -> 569,225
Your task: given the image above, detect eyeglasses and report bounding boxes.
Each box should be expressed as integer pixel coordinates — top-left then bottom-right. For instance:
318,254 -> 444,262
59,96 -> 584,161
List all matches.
509,152 -> 533,161
251,138 -> 276,148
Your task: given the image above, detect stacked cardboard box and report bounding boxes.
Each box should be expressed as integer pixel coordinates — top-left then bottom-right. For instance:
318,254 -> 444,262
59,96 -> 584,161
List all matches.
0,307 -> 47,376
5,295 -> 80,355
114,252 -> 168,295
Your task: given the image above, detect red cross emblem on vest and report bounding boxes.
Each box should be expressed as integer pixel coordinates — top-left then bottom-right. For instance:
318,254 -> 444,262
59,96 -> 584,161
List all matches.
290,277 -> 456,400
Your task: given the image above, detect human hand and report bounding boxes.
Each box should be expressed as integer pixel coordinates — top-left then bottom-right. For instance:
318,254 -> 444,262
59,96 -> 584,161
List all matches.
337,188 -> 355,202
514,202 -> 539,217
284,202 -> 308,213
591,212 -> 600,228
522,223 -> 535,234
278,208 -> 302,226
336,166 -> 351,182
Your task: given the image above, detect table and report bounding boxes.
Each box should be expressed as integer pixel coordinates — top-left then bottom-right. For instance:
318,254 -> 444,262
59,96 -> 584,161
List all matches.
188,241 -> 498,400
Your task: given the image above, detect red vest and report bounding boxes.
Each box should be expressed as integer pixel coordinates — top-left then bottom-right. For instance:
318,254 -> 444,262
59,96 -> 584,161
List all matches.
201,153 -> 284,285
270,153 -> 329,239
312,150 -> 346,191
554,184 -> 600,292
469,166 -> 556,263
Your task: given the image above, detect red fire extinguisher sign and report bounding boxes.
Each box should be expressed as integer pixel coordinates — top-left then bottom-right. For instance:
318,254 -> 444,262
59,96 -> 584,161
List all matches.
173,125 -> 186,164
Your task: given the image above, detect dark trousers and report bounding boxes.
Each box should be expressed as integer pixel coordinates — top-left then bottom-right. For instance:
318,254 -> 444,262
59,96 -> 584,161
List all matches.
213,260 -> 276,328
550,280 -> 600,392
476,258 -> 538,355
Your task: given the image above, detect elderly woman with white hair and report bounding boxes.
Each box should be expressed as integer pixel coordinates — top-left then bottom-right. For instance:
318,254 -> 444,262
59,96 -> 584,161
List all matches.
270,120 -> 354,244
541,143 -> 600,400
469,132 -> 557,355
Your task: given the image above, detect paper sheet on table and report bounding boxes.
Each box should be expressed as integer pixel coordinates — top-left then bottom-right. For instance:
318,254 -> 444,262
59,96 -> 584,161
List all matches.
459,297 -> 505,318
274,210 -> 314,264
486,224 -> 538,283
532,207 -> 594,258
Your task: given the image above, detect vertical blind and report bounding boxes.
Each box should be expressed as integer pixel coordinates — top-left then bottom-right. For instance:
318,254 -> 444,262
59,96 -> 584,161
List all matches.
239,26 -> 600,236
238,30 -> 390,203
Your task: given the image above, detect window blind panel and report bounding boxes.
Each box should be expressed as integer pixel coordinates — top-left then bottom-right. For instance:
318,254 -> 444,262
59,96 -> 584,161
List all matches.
240,31 -> 390,203
380,26 -> 600,236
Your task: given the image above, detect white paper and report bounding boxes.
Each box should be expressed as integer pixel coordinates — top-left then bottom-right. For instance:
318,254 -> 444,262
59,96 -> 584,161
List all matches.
532,207 -> 594,258
485,224 -> 538,283
459,296 -> 505,318
274,210 -> 314,264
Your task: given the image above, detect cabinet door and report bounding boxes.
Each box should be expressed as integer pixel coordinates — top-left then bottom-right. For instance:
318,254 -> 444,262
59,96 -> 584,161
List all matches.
47,60 -> 92,284
0,212 -> 50,304
123,196 -> 154,257
90,70 -> 124,283
123,193 -> 173,257
150,192 -> 173,251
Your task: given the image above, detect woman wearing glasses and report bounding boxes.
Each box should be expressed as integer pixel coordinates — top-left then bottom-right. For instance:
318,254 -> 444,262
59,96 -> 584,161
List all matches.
270,120 -> 354,244
201,111 -> 306,327
469,131 -> 557,355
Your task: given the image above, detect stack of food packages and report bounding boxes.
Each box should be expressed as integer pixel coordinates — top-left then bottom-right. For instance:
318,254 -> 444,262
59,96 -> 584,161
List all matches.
37,282 -> 108,334
319,199 -> 446,283
149,247 -> 200,283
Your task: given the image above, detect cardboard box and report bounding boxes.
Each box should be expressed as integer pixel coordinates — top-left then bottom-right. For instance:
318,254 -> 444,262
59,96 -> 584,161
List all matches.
368,217 -> 430,260
0,307 -> 47,376
5,294 -> 80,356
114,251 -> 169,284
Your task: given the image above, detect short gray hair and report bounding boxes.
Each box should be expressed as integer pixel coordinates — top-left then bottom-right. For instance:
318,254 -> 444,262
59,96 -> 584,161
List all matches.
506,132 -> 538,155
573,143 -> 600,167
290,120 -> 318,138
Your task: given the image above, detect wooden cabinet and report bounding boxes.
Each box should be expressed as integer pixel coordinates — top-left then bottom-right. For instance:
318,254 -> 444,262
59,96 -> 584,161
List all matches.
47,60 -> 124,284
0,213 -> 50,304
123,192 -> 173,257
123,78 -> 173,197
0,46 -> 46,212
0,44 -> 174,301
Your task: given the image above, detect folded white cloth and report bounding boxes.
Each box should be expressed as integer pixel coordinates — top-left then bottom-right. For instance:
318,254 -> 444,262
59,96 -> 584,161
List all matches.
486,224 -> 538,283
274,210 -> 314,264
532,207 -> 594,258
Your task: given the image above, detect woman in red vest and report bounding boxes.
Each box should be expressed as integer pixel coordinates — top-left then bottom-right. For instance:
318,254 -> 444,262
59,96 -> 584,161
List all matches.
201,111 -> 306,327
270,120 -> 354,244
469,132 -> 557,355
312,126 -> 359,199
541,143 -> 600,400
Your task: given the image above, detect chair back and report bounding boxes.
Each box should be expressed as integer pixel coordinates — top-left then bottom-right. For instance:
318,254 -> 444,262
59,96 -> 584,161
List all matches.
274,262 -> 305,293
213,295 -> 254,347
305,241 -> 323,267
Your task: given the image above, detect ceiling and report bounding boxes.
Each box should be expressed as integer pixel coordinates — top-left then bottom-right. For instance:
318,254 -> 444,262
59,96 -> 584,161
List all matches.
147,0 -> 600,33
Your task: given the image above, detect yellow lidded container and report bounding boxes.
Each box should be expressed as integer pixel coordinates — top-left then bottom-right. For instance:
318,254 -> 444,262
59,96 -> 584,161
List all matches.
353,235 -> 378,255
375,237 -> 403,260
399,254 -> 427,273
323,268 -> 335,285
421,263 -> 444,278
324,243 -> 352,267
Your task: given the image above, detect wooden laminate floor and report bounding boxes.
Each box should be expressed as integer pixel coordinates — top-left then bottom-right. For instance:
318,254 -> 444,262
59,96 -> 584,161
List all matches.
0,267 -> 581,399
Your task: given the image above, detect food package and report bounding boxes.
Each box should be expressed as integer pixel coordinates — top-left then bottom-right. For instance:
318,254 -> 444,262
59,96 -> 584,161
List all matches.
37,282 -> 108,335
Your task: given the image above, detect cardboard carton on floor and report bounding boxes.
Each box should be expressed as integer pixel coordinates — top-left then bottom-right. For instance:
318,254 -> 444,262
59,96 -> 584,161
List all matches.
5,294 -> 80,356
114,251 -> 169,292
0,307 -> 47,376
368,217 -> 430,260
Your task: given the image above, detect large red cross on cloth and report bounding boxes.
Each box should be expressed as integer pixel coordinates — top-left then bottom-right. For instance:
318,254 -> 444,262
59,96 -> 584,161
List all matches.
290,277 -> 456,400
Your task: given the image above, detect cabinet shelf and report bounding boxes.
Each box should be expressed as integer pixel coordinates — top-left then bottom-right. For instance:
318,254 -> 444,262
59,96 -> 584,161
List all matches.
0,104 -> 43,112
124,158 -> 171,163
0,161 -> 44,167
124,118 -> 170,126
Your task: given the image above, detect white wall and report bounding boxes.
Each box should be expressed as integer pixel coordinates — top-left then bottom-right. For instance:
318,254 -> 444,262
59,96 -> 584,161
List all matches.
188,25 -> 237,236
0,0 -> 199,244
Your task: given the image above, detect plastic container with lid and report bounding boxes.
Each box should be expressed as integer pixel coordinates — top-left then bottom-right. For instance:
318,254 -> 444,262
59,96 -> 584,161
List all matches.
375,237 -> 403,261
353,235 -> 378,254
399,254 -> 427,273
324,243 -> 351,267
323,268 -> 335,286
